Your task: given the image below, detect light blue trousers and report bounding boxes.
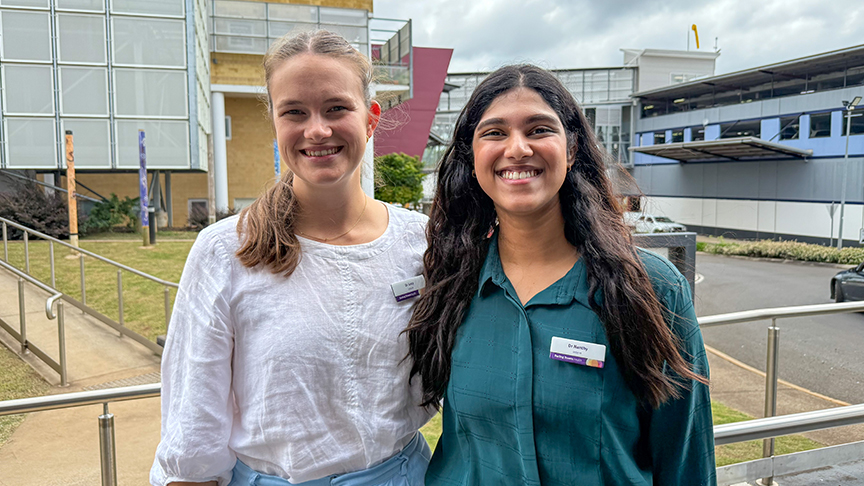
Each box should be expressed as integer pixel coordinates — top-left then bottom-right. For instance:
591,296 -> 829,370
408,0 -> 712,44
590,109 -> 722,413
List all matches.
227,433 -> 431,486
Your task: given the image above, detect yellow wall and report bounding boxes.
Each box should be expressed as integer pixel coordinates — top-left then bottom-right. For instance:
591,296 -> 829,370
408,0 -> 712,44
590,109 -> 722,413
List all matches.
225,96 -> 281,205
211,52 -> 266,86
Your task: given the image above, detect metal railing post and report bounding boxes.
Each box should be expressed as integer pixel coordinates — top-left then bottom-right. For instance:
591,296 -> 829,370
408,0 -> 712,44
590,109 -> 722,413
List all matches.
49,241 -> 56,288
3,221 -> 7,262
164,286 -> 171,333
79,253 -> 86,306
18,278 -> 27,354
23,231 -> 29,274
98,402 -> 118,486
762,319 -> 780,485
58,301 -> 67,387
117,270 -> 124,337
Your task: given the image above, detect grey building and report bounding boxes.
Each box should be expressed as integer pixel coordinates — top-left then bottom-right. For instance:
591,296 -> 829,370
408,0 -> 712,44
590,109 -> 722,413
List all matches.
630,44 -> 864,245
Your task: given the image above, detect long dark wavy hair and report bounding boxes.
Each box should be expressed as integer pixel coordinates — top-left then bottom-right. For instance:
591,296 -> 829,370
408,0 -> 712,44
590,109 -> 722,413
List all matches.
406,65 -> 707,409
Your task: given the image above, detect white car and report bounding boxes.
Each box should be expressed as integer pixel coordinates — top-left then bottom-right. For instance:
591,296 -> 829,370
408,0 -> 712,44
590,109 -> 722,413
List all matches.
624,212 -> 687,233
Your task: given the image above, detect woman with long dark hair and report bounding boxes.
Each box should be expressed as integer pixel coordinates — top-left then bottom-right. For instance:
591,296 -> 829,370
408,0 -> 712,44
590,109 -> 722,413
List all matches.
151,30 -> 433,486
407,65 -> 715,485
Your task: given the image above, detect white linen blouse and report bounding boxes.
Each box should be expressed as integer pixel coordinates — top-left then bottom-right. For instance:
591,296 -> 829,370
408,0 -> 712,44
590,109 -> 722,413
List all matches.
150,205 -> 434,486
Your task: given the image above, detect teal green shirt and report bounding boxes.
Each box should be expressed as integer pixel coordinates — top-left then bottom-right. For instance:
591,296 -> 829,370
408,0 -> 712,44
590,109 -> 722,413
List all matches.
426,236 -> 716,486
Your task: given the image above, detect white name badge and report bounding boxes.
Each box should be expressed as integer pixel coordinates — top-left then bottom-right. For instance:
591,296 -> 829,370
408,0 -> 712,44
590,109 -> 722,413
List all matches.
390,275 -> 425,302
549,336 -> 606,369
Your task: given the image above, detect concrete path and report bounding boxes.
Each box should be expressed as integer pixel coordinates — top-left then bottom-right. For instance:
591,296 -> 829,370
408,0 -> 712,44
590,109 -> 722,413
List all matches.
0,255 -> 862,485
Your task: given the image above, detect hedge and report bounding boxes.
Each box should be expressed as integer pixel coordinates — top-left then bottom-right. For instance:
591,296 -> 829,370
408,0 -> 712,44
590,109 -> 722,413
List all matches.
697,239 -> 864,265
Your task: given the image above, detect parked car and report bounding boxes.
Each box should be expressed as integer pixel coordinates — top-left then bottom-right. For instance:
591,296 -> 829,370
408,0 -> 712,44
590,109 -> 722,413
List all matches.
624,212 -> 687,233
830,262 -> 864,302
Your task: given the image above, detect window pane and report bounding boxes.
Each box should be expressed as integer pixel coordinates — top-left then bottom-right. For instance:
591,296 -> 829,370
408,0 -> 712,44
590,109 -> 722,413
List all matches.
57,0 -> 104,11
213,35 -> 268,54
115,120 -> 189,169
61,119 -> 110,168
690,126 -> 705,141
268,21 -> 315,39
780,115 -> 800,140
809,113 -> 831,138
214,18 -> 266,37
654,132 -> 665,144
214,0 -> 265,19
60,67 -> 108,115
3,65 -> 53,114
320,24 -> 367,44
1,11 -> 51,61
111,0 -> 183,16
58,14 -> 106,63
720,120 -> 760,139
5,118 -> 57,169
114,69 -> 187,117
319,7 -> 366,26
268,3 -> 316,22
671,129 -> 684,143
0,0 -> 48,7
112,17 -> 185,67
841,108 -> 864,136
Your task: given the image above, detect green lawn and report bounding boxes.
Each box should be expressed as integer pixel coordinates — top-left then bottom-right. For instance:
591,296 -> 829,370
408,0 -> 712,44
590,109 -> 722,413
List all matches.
0,346 -> 50,447
419,401 -> 823,466
2,238 -> 195,341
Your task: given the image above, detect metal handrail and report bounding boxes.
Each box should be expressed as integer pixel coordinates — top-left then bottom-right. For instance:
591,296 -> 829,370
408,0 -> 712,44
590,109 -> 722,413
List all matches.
0,383 -> 160,417
1,216 -> 178,288
714,403 -> 864,445
699,300 -> 864,327
0,259 -> 68,385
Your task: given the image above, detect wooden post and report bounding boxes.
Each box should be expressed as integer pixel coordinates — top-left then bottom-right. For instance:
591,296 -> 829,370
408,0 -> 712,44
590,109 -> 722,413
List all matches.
139,130 -> 150,246
65,131 -> 79,248
207,134 -> 216,225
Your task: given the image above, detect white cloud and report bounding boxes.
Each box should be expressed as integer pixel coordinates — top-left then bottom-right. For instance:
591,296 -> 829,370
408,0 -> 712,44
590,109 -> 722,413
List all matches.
373,0 -> 864,74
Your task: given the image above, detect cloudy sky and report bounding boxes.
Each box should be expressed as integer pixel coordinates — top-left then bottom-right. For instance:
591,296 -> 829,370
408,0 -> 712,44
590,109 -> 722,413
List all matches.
373,0 -> 862,75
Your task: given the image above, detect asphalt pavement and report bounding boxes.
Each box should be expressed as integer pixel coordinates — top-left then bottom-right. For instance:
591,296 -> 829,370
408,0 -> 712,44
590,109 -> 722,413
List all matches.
695,253 -> 864,405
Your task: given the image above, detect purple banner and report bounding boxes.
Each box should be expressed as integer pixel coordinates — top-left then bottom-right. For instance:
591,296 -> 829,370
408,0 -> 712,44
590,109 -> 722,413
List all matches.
139,130 -> 148,227
273,139 -> 281,178
550,353 -> 605,368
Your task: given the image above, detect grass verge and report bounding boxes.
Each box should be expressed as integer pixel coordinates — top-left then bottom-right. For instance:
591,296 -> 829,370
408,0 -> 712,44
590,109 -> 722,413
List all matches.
0,345 -> 50,447
418,401 -> 823,466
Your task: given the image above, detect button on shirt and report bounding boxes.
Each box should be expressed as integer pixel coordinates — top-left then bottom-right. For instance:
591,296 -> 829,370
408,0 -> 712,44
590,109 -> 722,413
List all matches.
151,206 -> 435,486
426,236 -> 716,486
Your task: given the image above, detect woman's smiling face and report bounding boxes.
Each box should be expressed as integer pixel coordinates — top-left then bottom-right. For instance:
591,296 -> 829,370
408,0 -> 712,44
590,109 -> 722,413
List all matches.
472,87 -> 570,219
269,53 -> 379,192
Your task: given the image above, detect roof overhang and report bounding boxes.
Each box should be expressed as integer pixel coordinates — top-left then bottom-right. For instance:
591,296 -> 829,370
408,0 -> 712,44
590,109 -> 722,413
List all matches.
629,137 -> 813,162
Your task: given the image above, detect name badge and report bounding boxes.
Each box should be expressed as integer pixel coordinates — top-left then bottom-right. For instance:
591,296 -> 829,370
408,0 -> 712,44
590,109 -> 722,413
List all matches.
549,336 -> 606,368
391,275 -> 425,302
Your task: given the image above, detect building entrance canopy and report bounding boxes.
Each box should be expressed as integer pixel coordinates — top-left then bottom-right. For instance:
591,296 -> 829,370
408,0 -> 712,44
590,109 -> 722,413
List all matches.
629,137 -> 813,162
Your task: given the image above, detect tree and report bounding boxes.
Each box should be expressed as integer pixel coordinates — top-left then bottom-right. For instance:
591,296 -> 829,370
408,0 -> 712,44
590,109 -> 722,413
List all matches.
374,153 -> 426,207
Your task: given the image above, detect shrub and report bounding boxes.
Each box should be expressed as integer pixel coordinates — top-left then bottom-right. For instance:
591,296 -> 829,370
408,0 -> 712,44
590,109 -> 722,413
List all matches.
80,193 -> 139,234
375,153 -> 426,207
0,181 -> 78,240
700,239 -> 864,265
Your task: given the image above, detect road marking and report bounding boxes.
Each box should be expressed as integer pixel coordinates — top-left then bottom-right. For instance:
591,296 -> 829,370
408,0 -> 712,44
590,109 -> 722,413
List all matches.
704,344 -> 851,407
695,273 -> 704,285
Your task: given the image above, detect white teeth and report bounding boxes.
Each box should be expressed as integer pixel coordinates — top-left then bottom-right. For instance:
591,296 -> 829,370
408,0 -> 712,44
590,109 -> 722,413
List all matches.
306,148 -> 338,157
499,169 -> 540,180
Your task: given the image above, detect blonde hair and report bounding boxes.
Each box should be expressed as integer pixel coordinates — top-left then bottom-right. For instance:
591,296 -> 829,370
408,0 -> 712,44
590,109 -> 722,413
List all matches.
236,30 -> 374,275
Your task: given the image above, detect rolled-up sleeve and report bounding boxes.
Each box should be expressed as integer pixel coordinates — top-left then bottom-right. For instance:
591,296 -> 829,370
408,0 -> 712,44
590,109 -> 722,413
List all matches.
649,277 -> 717,486
150,227 -> 236,486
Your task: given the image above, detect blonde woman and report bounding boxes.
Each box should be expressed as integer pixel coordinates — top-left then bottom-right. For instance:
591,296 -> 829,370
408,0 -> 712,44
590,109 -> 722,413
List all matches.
151,31 -> 433,486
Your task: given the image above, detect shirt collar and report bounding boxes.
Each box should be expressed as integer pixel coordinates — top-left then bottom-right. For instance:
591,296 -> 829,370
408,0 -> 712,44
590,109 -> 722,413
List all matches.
478,231 -> 595,309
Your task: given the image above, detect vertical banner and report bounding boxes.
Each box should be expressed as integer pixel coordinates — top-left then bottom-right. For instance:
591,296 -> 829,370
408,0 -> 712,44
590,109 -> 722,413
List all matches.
139,130 -> 150,246
65,130 -> 79,248
273,139 -> 281,179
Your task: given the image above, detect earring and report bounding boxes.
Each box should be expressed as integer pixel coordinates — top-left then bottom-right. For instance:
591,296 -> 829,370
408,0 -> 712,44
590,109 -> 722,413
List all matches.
366,135 -> 370,142
471,169 -> 476,178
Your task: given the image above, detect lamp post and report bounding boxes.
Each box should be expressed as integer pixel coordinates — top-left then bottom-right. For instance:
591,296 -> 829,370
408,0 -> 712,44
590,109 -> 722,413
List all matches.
837,96 -> 862,250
